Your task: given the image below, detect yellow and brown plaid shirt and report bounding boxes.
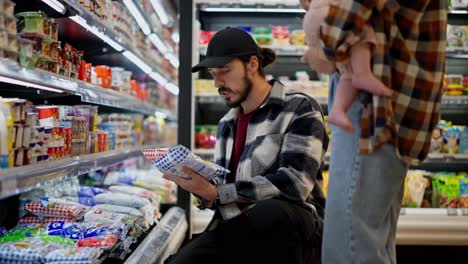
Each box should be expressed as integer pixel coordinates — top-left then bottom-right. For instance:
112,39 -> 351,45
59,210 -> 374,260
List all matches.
320,0 -> 447,165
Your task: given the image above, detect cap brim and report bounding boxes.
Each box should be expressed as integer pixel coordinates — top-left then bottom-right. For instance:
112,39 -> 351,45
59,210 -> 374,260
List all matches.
191,56 -> 236,72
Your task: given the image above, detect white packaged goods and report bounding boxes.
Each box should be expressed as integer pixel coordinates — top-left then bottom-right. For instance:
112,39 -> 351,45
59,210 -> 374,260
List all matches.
94,192 -> 150,208
83,209 -> 129,225
109,185 -> 157,200
93,204 -> 143,217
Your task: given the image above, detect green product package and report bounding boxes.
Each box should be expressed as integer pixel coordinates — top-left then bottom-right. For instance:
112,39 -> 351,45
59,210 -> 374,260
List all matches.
436,174 -> 460,208
16,12 -> 45,34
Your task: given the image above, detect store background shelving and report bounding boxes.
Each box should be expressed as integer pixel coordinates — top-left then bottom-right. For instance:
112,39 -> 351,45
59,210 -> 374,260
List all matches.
0,0 -> 187,262
192,1 -> 468,250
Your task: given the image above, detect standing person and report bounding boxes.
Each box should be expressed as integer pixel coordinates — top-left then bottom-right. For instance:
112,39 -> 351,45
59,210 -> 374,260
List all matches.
164,27 -> 328,264
302,1 -> 447,263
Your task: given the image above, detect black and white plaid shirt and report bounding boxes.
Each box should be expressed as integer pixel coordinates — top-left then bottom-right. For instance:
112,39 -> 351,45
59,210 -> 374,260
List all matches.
199,80 -> 328,220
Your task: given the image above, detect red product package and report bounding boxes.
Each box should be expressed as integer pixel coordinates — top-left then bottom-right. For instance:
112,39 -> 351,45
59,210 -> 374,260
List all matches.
199,30 -> 215,45
141,148 -> 170,161
24,201 -> 86,220
77,235 -> 119,249
18,216 -> 76,225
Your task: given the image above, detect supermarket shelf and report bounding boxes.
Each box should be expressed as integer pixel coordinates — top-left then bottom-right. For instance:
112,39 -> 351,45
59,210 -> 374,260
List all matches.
446,50 -> 468,59
193,148 -> 215,156
411,154 -> 468,172
196,92 -> 328,106
49,0 -> 177,85
197,93 -> 468,108
199,45 -> 307,57
441,96 -> 468,105
449,10 -> 468,15
124,0 -> 179,70
198,3 -> 305,13
60,0 -> 126,51
0,145 -> 155,200
325,154 -> 468,172
125,207 -> 187,264
0,58 -> 172,117
397,208 -> 468,246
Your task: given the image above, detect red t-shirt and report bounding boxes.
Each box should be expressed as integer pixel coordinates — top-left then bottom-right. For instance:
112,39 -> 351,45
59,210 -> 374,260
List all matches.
228,110 -> 255,183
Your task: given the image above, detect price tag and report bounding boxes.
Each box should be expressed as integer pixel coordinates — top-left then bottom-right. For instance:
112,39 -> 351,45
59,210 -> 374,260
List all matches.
0,179 -> 17,197
399,208 -> 406,216
447,208 -> 458,216
462,209 -> 468,216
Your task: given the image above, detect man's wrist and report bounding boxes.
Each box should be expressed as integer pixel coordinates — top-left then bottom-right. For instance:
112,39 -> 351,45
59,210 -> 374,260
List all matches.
205,185 -> 218,202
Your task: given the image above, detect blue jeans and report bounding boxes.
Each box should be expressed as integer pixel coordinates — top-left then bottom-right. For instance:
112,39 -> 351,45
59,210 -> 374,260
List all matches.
322,73 -> 409,264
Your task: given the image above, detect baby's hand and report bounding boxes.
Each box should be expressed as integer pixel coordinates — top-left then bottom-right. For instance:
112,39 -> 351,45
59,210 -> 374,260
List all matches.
302,46 -> 336,74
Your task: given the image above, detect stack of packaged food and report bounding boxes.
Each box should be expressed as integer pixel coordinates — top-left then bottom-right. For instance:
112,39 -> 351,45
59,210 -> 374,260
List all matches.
0,0 -> 18,61
430,120 -> 467,155
200,26 -> 306,47
447,24 -> 468,52
444,74 -> 468,96
403,170 -> 468,209
0,98 -> 165,170
0,169 -> 174,263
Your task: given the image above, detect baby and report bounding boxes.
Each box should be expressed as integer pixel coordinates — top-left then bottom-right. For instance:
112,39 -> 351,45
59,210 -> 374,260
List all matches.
300,0 -> 392,132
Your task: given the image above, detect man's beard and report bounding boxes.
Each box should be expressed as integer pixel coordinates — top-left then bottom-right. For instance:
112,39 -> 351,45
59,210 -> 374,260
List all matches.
218,72 -> 253,108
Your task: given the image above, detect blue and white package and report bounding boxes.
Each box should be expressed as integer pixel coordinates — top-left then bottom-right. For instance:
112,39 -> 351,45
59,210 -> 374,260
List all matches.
84,226 -> 118,238
45,222 -> 84,241
145,145 -> 229,181
44,247 -> 102,263
78,187 -> 105,198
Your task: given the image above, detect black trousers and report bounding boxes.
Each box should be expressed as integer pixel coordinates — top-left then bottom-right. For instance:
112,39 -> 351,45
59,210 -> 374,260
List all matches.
165,199 -> 323,264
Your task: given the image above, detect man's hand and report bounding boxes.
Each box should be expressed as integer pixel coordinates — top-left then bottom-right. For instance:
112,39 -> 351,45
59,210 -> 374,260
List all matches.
162,166 -> 218,202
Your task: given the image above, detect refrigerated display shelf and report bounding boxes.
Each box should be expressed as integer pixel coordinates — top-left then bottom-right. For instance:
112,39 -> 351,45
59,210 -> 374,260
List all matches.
412,154 -> 468,172
199,3 -> 468,15
397,208 -> 468,246
193,148 -> 215,156
197,92 -> 467,109
124,0 -> 179,69
446,51 -> 468,59
449,10 -> 468,15
198,3 -> 305,13
0,58 -> 173,117
199,45 -> 307,57
203,45 -> 468,59
324,153 -> 468,172
60,0 -> 126,51
45,0 -> 177,84
0,145 -> 157,199
442,96 -> 468,105
124,207 -> 187,264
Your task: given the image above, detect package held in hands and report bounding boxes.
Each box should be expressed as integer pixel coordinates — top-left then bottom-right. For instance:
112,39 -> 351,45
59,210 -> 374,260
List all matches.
142,145 -> 229,181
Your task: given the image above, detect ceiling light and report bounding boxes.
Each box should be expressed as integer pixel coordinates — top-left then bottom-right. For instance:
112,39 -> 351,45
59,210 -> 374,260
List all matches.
171,32 -> 179,44
200,7 -> 305,13
123,0 -> 151,35
165,83 -> 179,95
70,16 -> 124,51
123,51 -> 152,73
148,33 -> 168,53
0,76 -> 64,93
42,0 -> 66,14
149,72 -> 168,86
150,0 -> 170,25
155,111 -> 168,119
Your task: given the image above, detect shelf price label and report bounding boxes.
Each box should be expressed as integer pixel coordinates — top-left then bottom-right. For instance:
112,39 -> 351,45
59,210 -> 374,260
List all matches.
447,208 -> 458,216
0,179 -> 17,198
462,209 -> 468,216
